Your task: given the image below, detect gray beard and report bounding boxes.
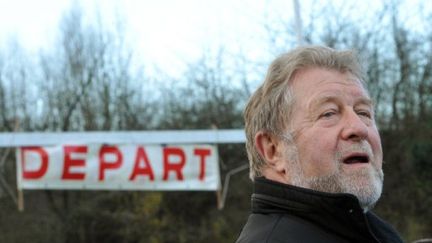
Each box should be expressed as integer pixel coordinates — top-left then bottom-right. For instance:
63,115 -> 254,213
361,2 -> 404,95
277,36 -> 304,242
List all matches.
306,167 -> 383,211
286,142 -> 384,211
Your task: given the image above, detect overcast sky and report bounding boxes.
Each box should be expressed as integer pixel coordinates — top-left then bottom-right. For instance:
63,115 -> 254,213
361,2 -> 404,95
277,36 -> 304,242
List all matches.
0,0 -> 294,76
0,0 -> 428,77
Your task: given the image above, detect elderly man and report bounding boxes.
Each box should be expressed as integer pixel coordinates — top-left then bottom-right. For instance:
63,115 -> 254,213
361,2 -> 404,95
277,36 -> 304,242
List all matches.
236,46 -> 403,243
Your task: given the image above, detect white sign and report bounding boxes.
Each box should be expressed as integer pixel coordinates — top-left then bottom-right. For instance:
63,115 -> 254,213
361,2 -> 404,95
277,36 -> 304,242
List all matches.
16,144 -> 220,191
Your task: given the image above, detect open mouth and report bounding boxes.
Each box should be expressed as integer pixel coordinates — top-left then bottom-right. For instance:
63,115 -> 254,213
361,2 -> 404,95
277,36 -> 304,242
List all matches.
343,154 -> 370,164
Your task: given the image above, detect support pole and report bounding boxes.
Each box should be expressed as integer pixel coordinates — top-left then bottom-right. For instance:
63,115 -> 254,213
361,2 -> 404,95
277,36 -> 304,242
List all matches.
15,118 -> 24,211
17,189 -> 24,211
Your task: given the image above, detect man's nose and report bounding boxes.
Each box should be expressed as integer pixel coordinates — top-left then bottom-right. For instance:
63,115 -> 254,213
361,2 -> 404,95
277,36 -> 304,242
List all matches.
340,109 -> 368,141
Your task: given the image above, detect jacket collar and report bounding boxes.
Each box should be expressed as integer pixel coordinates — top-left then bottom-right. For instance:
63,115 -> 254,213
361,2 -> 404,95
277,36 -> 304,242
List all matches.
252,177 -> 363,213
252,177 -> 380,242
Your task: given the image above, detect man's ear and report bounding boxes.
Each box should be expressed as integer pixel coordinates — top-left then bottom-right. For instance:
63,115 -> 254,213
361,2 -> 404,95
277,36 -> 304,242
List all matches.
254,131 -> 285,173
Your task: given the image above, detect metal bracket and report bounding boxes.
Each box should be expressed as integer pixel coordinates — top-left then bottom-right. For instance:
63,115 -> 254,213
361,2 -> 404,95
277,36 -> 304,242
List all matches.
218,163 -> 249,209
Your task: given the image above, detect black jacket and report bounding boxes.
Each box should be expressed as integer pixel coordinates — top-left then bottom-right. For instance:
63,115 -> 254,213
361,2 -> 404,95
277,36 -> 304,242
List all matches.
236,178 -> 404,243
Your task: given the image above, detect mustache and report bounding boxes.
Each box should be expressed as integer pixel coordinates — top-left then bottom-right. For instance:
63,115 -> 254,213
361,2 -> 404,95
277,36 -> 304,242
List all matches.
335,141 -> 374,163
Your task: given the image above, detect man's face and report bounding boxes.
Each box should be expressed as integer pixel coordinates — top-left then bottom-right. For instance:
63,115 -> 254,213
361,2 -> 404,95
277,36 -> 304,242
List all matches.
282,67 -> 383,209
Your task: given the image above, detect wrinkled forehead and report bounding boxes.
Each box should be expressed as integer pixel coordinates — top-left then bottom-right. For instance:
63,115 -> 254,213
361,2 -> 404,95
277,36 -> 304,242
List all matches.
308,89 -> 373,109
289,68 -> 373,109
289,67 -> 369,93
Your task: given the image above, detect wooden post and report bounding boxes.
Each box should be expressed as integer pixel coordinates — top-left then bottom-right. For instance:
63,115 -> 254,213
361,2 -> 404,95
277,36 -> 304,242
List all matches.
210,124 -> 224,209
216,187 -> 223,210
15,118 -> 24,212
17,189 -> 24,212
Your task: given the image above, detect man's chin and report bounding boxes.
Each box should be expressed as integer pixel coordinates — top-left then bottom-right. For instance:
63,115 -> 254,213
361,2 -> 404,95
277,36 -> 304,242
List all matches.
340,167 -> 384,211
305,167 -> 384,210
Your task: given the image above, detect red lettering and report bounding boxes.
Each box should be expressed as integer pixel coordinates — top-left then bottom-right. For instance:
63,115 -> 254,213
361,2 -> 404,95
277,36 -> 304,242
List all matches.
99,145 -> 123,181
163,147 -> 185,181
62,145 -> 87,180
129,147 -> 155,181
21,147 -> 49,179
194,148 -> 211,181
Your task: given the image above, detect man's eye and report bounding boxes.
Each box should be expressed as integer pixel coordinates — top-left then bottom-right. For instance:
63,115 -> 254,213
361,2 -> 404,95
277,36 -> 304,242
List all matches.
320,111 -> 337,119
357,110 -> 372,118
